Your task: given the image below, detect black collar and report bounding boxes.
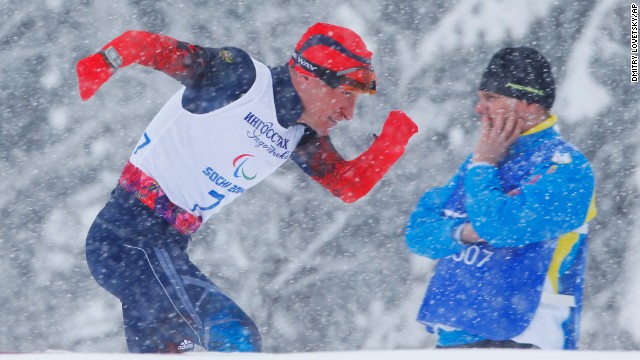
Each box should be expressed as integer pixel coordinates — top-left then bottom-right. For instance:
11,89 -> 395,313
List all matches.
270,65 -> 304,128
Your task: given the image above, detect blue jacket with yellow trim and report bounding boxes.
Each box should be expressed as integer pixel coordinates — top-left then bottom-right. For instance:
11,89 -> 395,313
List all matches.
405,116 -> 596,349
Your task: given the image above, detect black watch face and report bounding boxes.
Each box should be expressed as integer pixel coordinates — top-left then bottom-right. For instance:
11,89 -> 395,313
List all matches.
104,47 -> 122,68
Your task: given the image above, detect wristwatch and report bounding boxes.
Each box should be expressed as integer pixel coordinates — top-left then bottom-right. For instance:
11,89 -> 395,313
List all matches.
101,46 -> 122,69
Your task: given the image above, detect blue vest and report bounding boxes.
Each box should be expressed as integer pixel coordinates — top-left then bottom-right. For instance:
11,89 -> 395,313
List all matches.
418,137 -> 575,340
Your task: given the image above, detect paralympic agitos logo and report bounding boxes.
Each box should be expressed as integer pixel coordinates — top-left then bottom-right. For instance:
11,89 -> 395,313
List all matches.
233,153 -> 257,180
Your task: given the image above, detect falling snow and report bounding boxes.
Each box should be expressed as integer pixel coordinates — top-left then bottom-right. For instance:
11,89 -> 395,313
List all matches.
0,0 -> 637,355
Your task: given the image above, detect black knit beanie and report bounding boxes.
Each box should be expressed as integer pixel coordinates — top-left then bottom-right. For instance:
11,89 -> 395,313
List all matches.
479,47 -> 555,109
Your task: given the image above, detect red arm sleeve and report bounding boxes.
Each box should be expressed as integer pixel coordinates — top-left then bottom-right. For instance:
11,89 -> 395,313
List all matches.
295,111 -> 418,203
77,30 -> 206,100
101,30 -> 205,78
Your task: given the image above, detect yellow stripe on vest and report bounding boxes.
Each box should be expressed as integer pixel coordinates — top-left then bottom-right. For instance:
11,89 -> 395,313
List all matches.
547,192 -> 596,293
548,232 -> 580,293
586,192 -> 597,222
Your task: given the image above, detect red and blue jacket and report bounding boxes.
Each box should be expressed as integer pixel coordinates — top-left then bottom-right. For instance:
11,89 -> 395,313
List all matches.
77,30 -> 416,234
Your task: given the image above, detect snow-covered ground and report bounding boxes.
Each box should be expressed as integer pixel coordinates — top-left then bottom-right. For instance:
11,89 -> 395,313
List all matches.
2,350 -> 640,360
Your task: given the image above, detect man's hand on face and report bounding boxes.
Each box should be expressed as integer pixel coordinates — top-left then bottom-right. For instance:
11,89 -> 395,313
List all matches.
472,104 -> 523,165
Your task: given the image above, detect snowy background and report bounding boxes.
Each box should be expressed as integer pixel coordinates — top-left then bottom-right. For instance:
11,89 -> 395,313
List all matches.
2,349 -> 640,360
0,0 -> 638,354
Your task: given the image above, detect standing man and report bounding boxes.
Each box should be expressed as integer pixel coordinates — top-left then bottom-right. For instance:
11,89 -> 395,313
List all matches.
405,47 -> 596,349
78,23 -> 417,353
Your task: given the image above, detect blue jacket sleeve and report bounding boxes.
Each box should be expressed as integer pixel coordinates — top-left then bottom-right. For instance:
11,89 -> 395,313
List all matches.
404,174 -> 466,259
464,152 -> 594,248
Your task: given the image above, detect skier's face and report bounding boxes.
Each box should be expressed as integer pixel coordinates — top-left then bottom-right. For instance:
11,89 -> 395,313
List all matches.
475,91 -> 530,128
295,74 -> 359,136
475,91 -> 546,133
476,91 -> 519,121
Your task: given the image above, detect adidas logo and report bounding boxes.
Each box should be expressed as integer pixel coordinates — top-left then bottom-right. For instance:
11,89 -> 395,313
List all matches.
177,339 -> 194,351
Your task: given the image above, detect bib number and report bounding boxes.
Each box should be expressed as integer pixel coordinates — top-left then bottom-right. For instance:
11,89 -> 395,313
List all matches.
191,189 -> 226,212
449,245 -> 494,267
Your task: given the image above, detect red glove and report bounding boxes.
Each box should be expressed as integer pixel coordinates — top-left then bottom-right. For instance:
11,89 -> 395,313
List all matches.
309,110 -> 418,203
76,52 -> 115,101
376,110 -> 419,153
76,31 -> 194,101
